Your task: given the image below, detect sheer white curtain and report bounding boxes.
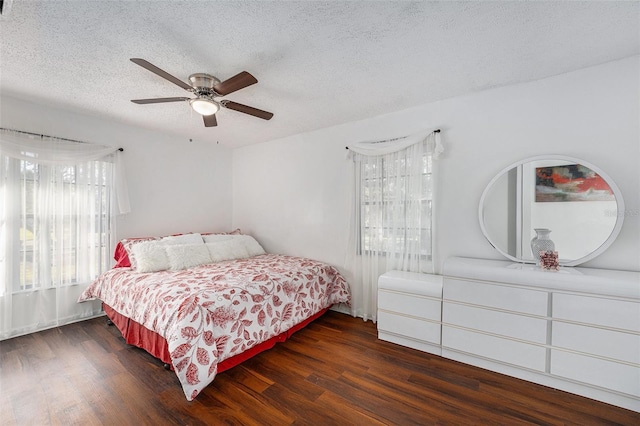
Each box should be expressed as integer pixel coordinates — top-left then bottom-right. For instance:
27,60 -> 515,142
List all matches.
345,129 -> 443,321
0,130 -> 130,340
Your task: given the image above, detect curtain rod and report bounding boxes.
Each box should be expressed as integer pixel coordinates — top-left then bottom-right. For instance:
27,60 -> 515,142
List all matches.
0,127 -> 124,152
345,129 -> 440,150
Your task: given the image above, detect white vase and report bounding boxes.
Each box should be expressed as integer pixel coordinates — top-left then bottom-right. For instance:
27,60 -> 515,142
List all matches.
530,228 -> 555,263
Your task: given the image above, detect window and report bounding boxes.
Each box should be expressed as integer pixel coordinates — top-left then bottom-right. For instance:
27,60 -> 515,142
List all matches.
357,146 -> 433,259
359,153 -> 433,257
1,155 -> 114,293
0,132 -> 125,339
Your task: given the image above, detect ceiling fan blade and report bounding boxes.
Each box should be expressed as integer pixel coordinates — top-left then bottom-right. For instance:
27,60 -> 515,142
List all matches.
130,58 -> 192,91
131,97 -> 190,104
222,101 -> 273,120
203,114 -> 218,127
213,71 -> 258,96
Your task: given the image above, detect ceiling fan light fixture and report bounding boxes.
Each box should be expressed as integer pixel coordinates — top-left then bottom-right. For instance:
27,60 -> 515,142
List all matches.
190,98 -> 219,116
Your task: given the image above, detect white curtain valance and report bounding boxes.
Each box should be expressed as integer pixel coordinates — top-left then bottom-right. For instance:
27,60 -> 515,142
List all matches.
346,128 -> 444,158
0,130 -> 130,214
0,131 -> 117,164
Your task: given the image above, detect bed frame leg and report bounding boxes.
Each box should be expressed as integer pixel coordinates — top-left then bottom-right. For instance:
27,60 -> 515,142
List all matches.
106,318 -> 113,326
163,363 -> 171,371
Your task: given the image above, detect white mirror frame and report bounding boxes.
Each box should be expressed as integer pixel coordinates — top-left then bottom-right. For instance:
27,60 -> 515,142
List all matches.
478,155 -> 625,266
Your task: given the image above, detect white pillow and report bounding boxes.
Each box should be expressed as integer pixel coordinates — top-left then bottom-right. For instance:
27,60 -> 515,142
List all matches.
165,244 -> 212,271
202,234 -> 234,243
237,235 -> 266,257
121,237 -> 159,269
161,233 -> 204,245
131,240 -> 170,273
206,240 -> 250,262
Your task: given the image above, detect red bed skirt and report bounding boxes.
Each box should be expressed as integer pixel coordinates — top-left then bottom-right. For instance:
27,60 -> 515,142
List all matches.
103,303 -> 328,373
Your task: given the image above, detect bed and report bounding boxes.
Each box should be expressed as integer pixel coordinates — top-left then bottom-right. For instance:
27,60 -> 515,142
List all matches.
78,232 -> 351,400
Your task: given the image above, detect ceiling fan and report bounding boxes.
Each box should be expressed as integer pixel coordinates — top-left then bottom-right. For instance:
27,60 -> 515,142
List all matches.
129,58 -> 273,127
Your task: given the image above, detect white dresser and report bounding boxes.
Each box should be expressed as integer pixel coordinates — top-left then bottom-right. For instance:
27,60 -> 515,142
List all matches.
442,257 -> 640,412
377,270 -> 443,355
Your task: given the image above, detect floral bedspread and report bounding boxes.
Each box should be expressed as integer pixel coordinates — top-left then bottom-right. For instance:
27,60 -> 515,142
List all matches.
78,254 -> 351,400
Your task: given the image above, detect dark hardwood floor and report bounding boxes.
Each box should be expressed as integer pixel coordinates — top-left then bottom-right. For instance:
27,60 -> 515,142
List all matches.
1,311 -> 638,425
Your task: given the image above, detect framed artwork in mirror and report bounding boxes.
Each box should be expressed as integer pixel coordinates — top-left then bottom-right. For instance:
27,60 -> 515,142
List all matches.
535,164 -> 615,203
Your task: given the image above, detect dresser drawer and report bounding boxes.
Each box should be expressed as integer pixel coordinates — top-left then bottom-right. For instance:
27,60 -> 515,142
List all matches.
378,311 -> 441,345
443,278 -> 548,316
378,290 -> 441,322
553,293 -> 640,332
552,322 -> 640,364
550,349 -> 640,397
378,271 -> 443,298
442,325 -> 546,372
443,302 -> 547,344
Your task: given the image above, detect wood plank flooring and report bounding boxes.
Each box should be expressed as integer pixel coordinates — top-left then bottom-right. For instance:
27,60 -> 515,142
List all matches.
1,310 -> 638,425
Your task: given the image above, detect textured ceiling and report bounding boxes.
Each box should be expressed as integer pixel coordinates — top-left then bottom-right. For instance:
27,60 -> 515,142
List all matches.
1,1 -> 638,148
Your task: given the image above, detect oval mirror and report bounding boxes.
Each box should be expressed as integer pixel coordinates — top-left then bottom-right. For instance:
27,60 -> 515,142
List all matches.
479,155 -> 625,266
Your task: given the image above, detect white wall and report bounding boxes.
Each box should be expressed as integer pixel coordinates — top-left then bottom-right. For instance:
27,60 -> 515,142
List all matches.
3,57 -> 637,273
232,56 -> 640,273
0,96 -> 234,245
